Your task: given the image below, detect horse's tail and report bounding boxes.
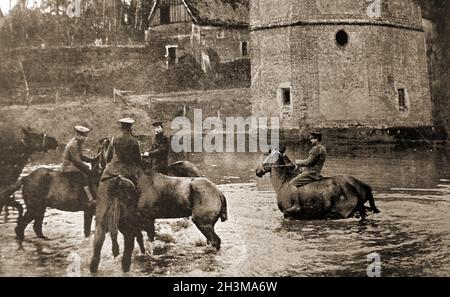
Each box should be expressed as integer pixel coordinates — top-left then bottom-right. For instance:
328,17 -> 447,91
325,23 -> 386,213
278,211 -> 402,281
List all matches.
348,176 -> 380,214
0,178 -> 25,217
219,191 -> 228,222
0,178 -> 24,201
107,192 -> 120,248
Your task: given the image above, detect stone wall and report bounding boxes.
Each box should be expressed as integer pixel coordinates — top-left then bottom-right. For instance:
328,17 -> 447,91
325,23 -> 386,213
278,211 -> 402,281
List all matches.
251,0 -> 433,130
419,0 -> 450,131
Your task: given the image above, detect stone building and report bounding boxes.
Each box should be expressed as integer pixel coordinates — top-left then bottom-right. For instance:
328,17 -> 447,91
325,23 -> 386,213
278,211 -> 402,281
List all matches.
419,0 -> 450,131
146,0 -> 250,72
251,0 -> 433,130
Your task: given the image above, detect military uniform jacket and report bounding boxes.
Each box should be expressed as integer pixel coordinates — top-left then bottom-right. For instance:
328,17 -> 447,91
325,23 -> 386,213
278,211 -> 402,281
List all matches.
297,144 -> 327,174
102,131 -> 141,178
61,137 -> 92,174
145,134 -> 169,169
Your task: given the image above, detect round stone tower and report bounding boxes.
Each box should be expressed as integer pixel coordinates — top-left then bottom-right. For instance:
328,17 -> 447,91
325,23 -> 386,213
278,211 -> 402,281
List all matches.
250,0 -> 433,129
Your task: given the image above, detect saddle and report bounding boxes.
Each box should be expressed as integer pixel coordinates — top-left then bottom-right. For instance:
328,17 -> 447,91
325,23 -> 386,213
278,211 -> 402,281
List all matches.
101,174 -> 138,192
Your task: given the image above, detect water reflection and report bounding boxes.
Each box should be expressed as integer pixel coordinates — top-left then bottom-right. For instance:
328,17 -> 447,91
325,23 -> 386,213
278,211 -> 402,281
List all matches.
171,143 -> 450,192
22,142 -> 450,190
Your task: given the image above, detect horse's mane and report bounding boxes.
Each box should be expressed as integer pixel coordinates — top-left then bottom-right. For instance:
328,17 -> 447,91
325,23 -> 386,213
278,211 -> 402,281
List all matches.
275,153 -> 297,182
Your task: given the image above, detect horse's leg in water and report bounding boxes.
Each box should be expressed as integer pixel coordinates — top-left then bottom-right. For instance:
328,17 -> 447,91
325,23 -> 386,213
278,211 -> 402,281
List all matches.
122,232 -> 135,273
143,219 -> 156,242
9,199 -> 23,222
90,181 -> 111,273
112,234 -> 120,259
15,209 -> 38,243
192,218 -> 221,251
83,210 -> 94,238
90,224 -> 106,273
3,205 -> 8,222
32,208 -> 47,239
136,231 -> 146,255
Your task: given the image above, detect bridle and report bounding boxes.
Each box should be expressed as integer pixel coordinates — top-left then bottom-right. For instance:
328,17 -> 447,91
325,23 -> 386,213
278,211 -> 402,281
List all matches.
259,150 -> 295,171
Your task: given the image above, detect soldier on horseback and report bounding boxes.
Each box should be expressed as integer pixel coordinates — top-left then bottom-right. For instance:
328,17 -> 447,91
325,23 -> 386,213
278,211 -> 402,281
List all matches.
286,132 -> 327,214
61,125 -> 97,208
143,121 -> 170,174
101,118 -> 142,187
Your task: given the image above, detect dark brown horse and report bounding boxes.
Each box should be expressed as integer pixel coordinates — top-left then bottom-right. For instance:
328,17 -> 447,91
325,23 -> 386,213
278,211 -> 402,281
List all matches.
12,138 -> 109,244
90,166 -> 227,273
100,135 -> 201,178
0,127 -> 58,219
255,148 -> 380,220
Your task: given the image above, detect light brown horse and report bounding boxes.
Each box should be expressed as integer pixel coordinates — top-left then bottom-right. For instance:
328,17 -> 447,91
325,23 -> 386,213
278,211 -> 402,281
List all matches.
90,166 -> 227,273
255,148 -> 380,220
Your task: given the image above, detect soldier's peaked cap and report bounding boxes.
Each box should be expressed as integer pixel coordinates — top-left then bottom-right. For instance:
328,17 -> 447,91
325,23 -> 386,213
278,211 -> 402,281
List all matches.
118,118 -> 135,124
74,125 -> 90,135
310,132 -> 322,138
152,121 -> 163,127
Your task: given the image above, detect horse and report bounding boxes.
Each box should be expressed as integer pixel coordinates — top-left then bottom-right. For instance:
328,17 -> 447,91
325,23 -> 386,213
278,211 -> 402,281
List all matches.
167,161 -> 201,177
100,134 -> 201,178
12,138 -> 110,244
0,127 -> 58,220
255,148 -> 380,220
89,165 -> 227,273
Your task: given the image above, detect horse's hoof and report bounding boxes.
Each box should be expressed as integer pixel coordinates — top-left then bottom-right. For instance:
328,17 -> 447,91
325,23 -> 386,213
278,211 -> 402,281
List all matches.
122,263 -> 131,273
15,229 -> 24,243
205,245 -> 218,254
90,261 -> 99,273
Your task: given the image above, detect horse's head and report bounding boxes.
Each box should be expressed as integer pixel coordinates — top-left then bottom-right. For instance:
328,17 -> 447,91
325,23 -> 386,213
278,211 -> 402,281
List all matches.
21,127 -> 58,152
90,138 -> 113,184
94,138 -> 113,170
255,147 -> 285,178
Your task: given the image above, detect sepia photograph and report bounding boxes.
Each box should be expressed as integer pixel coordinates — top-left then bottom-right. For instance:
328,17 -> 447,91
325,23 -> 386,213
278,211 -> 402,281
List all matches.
0,0 -> 449,283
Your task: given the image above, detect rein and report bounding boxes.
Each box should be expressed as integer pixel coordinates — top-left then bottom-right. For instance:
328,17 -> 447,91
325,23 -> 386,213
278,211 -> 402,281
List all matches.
261,163 -> 295,168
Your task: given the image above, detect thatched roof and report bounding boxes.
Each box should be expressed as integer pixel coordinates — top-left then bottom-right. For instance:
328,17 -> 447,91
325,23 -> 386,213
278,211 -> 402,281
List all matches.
150,0 -> 249,28
183,0 -> 249,27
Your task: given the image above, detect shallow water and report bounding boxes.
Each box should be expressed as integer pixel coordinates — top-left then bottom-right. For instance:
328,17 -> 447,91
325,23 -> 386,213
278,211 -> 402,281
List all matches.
0,144 -> 449,276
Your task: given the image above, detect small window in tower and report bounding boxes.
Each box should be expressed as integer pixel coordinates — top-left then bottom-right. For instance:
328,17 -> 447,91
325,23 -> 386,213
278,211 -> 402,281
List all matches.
217,30 -> 225,39
398,88 -> 408,112
241,41 -> 249,57
281,88 -> 291,106
336,30 -> 349,47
